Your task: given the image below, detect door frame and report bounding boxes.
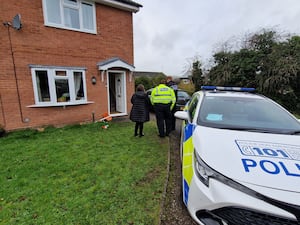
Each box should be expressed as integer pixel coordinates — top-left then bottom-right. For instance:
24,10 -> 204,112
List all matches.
107,70 -> 127,116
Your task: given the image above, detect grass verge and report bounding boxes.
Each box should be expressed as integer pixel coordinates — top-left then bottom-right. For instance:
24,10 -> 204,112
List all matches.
0,121 -> 169,225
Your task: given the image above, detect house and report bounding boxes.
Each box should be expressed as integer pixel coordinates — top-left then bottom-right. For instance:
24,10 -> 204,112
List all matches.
0,0 -> 142,131
179,70 -> 192,84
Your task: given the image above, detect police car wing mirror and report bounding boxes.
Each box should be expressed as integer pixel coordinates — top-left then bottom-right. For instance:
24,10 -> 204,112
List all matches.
175,111 -> 189,121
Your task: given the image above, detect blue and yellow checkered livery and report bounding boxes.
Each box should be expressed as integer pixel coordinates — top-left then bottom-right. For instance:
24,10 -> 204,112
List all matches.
182,122 -> 195,206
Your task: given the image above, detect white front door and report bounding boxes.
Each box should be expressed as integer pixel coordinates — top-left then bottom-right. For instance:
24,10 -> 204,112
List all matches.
107,71 -> 126,115
115,74 -> 123,112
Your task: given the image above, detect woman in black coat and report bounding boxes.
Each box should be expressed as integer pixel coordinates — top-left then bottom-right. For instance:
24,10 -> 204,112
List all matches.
130,84 -> 151,137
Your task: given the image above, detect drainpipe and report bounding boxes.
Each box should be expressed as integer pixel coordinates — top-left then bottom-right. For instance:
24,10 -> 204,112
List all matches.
3,21 -> 25,123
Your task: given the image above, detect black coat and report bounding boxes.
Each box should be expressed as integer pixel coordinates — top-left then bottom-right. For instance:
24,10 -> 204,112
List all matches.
130,91 -> 150,123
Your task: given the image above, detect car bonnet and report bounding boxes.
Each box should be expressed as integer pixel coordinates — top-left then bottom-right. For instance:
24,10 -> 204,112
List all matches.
193,126 -> 300,193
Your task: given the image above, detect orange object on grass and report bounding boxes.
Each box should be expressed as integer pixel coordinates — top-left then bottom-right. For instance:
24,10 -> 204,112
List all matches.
100,112 -> 112,121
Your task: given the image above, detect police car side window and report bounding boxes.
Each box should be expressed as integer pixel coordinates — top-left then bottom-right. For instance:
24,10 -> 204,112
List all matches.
188,97 -> 198,121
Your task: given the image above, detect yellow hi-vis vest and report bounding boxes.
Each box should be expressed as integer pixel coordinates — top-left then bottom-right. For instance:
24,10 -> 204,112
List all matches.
151,84 -> 176,109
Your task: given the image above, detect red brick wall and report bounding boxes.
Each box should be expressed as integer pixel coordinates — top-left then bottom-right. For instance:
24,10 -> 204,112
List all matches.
0,1 -> 135,131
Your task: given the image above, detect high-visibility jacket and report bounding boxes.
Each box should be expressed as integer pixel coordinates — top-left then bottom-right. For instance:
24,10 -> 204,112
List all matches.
151,84 -> 176,109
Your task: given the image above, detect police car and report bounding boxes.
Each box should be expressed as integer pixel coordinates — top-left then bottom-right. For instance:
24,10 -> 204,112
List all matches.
174,86 -> 300,225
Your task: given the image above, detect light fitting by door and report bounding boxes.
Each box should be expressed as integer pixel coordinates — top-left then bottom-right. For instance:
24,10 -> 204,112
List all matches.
91,76 -> 97,85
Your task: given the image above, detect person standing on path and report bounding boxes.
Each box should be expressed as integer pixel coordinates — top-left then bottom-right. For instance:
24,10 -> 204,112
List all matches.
130,84 -> 151,137
151,79 -> 176,138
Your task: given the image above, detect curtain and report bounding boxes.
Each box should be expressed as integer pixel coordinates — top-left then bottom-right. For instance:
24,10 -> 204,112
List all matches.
74,73 -> 82,99
82,2 -> 94,30
64,7 -> 80,29
36,74 -> 42,102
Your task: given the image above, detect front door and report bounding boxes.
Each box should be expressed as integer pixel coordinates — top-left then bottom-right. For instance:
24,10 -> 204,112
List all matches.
115,74 -> 123,112
108,71 -> 126,115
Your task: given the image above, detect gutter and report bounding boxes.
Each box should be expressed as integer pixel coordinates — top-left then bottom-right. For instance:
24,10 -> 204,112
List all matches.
94,0 -> 142,13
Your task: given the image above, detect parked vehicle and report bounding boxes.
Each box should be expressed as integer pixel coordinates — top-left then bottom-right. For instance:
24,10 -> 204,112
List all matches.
175,86 -> 300,225
146,88 -> 191,111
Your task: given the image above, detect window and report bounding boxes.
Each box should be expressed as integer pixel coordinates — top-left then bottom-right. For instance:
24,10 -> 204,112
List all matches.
43,0 -> 96,33
187,95 -> 199,121
198,96 -> 300,133
31,66 -> 87,106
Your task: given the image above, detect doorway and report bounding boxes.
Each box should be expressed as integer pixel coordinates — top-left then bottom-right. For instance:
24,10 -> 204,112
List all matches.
107,71 -> 126,115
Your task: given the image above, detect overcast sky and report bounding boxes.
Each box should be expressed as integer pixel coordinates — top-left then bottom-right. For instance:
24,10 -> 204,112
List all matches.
133,0 -> 300,76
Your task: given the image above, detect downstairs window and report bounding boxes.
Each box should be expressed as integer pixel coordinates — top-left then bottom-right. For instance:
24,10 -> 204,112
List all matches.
31,66 -> 87,106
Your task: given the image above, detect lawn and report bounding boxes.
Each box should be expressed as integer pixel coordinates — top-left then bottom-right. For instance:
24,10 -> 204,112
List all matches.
0,121 -> 169,225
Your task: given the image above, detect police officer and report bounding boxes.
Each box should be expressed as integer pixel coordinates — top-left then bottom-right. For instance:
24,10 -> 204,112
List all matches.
151,79 -> 176,137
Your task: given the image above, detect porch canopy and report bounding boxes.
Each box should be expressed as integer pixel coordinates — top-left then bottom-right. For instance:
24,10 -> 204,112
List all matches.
97,57 -> 135,82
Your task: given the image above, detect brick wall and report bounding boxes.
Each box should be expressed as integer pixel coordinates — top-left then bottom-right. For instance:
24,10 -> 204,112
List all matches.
0,0 -> 135,131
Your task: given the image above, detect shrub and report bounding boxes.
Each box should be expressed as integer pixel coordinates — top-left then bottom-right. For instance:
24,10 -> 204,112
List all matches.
0,124 -> 5,137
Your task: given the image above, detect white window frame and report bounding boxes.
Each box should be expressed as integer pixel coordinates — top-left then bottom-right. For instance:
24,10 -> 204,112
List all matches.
30,66 -> 90,107
42,0 -> 97,34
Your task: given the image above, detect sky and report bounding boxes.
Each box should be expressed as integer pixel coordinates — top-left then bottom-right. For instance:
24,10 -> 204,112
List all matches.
133,0 -> 300,76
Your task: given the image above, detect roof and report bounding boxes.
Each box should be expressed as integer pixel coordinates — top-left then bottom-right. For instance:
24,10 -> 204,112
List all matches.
95,0 -> 142,13
133,71 -> 166,78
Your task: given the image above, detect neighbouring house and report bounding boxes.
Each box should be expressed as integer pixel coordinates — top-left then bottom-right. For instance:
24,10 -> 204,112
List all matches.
179,70 -> 192,84
0,0 -> 142,131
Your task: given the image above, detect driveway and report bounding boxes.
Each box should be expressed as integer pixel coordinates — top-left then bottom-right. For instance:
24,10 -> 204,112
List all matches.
159,117 -> 198,225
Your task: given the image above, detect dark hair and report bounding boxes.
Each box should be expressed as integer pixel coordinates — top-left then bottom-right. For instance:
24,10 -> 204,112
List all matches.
136,84 -> 145,92
160,79 -> 166,84
166,76 -> 172,81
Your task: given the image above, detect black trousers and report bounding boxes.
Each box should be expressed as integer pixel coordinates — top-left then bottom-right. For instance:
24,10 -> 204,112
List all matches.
134,122 -> 144,136
153,103 -> 172,137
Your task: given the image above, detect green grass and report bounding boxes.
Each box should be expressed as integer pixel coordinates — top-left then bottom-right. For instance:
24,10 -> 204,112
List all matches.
0,121 -> 169,225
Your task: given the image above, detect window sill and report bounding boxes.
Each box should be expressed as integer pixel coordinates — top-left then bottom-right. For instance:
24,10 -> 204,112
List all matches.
27,101 -> 94,108
45,24 -> 97,35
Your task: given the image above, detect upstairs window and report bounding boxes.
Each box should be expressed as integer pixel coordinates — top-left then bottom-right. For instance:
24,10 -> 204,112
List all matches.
43,0 -> 96,34
31,66 -> 87,106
